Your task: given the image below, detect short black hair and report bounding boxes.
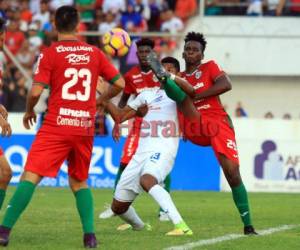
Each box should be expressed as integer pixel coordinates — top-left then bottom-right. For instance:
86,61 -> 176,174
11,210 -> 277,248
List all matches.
184,32 -> 207,53
136,38 -> 155,49
0,18 -> 6,33
55,5 -> 79,33
161,57 -> 180,72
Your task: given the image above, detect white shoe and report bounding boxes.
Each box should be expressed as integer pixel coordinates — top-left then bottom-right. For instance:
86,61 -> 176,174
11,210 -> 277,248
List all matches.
159,211 -> 170,222
99,204 -> 114,219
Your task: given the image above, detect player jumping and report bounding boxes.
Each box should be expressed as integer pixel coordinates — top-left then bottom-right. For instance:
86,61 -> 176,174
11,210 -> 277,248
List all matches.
0,6 -> 124,248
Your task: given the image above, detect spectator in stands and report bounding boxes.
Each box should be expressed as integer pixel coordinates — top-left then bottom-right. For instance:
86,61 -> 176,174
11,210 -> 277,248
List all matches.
147,0 -> 162,31
16,40 -> 35,72
283,0 -> 300,16
120,3 -> 148,32
75,0 -> 95,25
102,0 -> 126,14
8,74 -> 28,112
175,0 -> 197,22
98,11 -> 117,34
235,102 -> 248,117
264,0 -> 284,15
28,22 -> 43,53
49,0 -> 74,11
32,0 -> 51,30
205,0 -> 222,15
134,0 -> 150,21
160,9 -> 184,34
247,0 -> 263,16
20,0 -> 33,27
264,111 -> 274,119
5,20 -> 25,55
283,113 -> 292,120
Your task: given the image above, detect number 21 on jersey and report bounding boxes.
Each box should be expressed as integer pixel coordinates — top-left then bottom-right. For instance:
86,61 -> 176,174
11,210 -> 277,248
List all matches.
62,68 -> 91,101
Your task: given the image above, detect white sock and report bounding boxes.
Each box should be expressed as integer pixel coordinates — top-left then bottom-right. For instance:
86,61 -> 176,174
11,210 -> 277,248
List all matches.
119,206 -> 144,229
148,184 -> 183,225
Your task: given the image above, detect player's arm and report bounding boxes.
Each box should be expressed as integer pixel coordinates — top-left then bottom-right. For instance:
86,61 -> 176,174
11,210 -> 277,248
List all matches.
104,102 -> 137,123
118,92 -> 131,108
0,104 -> 8,120
194,74 -> 231,101
0,114 -> 12,137
23,83 -> 45,129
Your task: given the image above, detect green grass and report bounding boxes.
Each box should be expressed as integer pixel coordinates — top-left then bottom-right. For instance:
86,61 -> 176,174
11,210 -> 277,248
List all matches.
1,188 -> 299,250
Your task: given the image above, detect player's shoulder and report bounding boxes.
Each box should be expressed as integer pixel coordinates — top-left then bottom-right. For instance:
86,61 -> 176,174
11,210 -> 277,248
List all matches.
201,60 -> 220,68
125,66 -> 141,77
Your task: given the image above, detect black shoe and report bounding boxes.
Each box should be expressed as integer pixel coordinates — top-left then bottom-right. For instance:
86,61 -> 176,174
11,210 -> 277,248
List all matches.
146,51 -> 169,82
83,233 -> 98,248
0,226 -> 10,247
244,225 -> 258,235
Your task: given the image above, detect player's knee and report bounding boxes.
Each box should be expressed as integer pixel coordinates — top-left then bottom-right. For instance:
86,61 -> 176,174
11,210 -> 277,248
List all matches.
140,174 -> 157,192
111,199 -> 129,215
226,169 -> 242,187
0,167 -> 12,184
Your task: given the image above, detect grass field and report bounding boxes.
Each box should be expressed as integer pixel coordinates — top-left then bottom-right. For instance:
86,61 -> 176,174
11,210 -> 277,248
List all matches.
0,188 -> 299,250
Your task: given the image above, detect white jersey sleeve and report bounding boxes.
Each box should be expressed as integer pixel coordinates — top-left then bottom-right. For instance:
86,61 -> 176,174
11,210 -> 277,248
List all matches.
128,91 -> 155,111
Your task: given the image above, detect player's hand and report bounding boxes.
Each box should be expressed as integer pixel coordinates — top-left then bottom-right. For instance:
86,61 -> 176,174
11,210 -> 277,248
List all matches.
112,123 -> 121,142
0,118 -> 12,137
23,111 -> 37,129
136,104 -> 148,117
0,104 -> 8,120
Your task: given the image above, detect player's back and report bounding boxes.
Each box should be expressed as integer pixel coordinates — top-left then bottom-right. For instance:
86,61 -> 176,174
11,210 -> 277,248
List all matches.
34,40 -> 117,136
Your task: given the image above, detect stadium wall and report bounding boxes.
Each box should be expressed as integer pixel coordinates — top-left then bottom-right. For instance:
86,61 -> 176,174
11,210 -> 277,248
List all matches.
2,114 -> 300,192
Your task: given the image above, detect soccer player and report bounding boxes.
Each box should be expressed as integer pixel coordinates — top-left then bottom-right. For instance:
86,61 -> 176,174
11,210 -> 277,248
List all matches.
0,17 -> 13,211
179,32 -> 257,235
0,6 -> 124,248
100,60 -> 197,235
99,38 -> 172,221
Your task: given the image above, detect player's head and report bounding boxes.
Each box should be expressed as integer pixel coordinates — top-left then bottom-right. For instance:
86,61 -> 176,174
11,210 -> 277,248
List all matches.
161,57 -> 180,75
183,32 -> 207,65
55,5 -> 79,34
136,38 -> 155,68
0,18 -> 6,50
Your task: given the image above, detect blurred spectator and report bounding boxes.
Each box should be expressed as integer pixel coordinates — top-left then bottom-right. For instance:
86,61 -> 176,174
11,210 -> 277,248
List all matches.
16,40 -> 36,71
175,0 -> 197,22
283,113 -> 292,120
134,0 -> 151,21
29,0 -> 40,14
160,9 -> 183,34
5,20 -> 25,55
264,111 -> 274,119
247,0 -> 263,16
20,0 -> 33,25
75,0 -> 95,24
102,0 -> 126,14
205,0 -> 222,15
121,3 -> 148,32
264,0 -> 284,16
28,22 -> 43,53
49,0 -> 74,11
32,0 -> 51,29
165,0 -> 177,10
147,0 -> 161,31
98,11 -> 117,34
235,102 -> 248,117
287,0 -> 300,16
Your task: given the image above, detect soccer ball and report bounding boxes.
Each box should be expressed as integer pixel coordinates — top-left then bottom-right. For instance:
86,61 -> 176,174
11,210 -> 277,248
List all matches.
102,28 -> 131,57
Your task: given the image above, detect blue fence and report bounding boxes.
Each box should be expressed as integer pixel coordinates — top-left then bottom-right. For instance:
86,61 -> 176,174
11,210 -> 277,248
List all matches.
1,135 -> 220,191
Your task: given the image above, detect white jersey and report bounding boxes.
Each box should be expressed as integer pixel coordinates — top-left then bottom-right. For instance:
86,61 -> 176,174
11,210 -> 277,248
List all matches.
128,89 -> 179,156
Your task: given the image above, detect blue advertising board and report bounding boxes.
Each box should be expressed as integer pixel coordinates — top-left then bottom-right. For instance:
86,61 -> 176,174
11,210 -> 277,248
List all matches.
0,135 -> 220,191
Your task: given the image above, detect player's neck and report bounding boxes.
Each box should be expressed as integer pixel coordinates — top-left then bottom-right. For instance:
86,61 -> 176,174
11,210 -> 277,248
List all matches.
185,63 -> 201,74
140,65 -> 151,73
58,33 -> 78,42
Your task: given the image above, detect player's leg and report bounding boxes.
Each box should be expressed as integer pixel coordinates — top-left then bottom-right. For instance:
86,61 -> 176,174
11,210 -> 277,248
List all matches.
219,155 -> 257,235
159,174 -> 171,221
0,150 -> 12,209
0,171 -> 42,246
68,135 -> 97,248
140,153 -> 192,235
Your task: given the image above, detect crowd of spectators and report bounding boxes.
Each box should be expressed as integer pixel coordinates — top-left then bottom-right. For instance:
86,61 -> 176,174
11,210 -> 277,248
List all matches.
0,0 -> 198,112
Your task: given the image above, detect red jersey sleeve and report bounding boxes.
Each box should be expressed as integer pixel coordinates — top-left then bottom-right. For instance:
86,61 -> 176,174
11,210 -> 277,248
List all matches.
33,48 -> 52,87
208,60 -> 225,81
97,49 -> 120,84
123,72 -> 135,95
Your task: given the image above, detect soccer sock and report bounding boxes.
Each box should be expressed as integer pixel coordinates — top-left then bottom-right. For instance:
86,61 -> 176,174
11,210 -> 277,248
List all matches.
231,183 -> 252,226
75,188 -> 94,234
113,164 -> 126,190
119,206 -> 144,230
163,78 -> 187,103
2,181 -> 36,228
0,189 -> 6,210
159,175 -> 171,212
149,184 -> 183,225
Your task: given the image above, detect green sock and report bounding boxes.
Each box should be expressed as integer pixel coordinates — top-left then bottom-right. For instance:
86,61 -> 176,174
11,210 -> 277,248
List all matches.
113,164 -> 126,191
231,183 -> 252,226
163,78 -> 186,103
0,189 -> 6,210
159,175 -> 171,212
2,181 -> 36,228
75,188 -> 94,234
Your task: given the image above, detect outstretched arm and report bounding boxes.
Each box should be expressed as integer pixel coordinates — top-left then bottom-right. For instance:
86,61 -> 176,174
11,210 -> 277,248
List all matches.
104,102 -> 137,123
194,74 -> 231,101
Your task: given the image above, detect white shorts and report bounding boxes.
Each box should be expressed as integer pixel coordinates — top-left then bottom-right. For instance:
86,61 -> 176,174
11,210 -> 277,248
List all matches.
114,151 -> 175,202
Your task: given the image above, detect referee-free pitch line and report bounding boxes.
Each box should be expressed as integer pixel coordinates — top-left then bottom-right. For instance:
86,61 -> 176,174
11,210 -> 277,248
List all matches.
164,224 -> 299,250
